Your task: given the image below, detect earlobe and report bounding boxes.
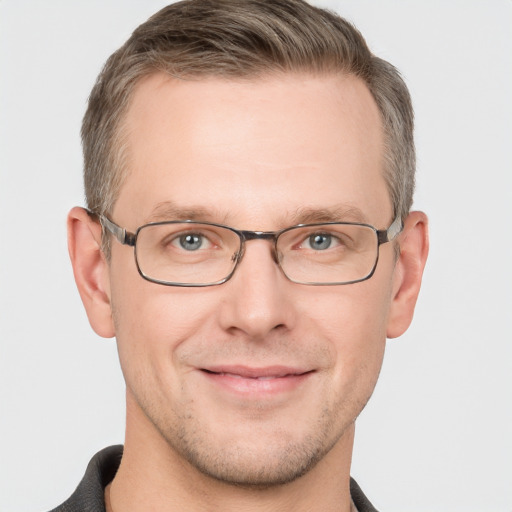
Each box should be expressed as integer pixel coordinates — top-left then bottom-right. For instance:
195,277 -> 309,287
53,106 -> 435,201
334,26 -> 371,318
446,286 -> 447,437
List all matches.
386,211 -> 429,339
67,207 -> 115,338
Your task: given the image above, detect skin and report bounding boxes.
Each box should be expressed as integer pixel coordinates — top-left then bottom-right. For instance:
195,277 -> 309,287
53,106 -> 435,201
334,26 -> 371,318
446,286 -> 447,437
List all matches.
69,72 -> 428,511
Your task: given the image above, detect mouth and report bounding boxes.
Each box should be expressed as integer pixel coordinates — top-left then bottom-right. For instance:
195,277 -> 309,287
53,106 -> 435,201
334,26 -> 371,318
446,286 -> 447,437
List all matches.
199,366 -> 314,396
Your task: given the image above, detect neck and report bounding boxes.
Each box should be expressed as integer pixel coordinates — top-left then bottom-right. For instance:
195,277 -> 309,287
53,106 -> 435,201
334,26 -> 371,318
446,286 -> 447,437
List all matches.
108,393 -> 356,512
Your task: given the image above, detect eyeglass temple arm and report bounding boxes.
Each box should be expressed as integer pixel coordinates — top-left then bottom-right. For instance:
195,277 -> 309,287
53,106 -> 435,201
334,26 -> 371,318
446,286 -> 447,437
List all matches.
99,215 -> 136,246
377,216 -> 402,245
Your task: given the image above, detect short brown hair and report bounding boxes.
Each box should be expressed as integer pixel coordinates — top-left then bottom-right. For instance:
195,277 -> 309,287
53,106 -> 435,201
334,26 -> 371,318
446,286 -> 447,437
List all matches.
82,0 -> 414,228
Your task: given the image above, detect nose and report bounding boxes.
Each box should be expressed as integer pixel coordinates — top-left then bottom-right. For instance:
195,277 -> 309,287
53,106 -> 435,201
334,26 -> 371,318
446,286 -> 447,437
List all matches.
218,240 -> 297,339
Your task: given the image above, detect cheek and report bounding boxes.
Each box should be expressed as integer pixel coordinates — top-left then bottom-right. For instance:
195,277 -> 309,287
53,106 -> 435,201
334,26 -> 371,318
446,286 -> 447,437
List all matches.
299,277 -> 392,385
110,275 -> 219,385
301,277 -> 392,341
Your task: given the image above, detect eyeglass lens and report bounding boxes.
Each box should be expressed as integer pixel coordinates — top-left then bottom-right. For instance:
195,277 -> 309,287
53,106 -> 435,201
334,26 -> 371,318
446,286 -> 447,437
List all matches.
134,222 -> 379,286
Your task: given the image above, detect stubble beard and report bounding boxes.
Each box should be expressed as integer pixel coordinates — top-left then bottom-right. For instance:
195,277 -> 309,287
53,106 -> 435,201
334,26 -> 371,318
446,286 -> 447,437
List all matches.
176,422 -> 335,487
128,363 -> 378,489
140,396 -> 356,489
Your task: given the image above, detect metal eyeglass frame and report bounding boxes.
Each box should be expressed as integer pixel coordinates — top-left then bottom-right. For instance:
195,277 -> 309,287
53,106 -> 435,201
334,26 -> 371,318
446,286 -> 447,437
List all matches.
98,213 -> 403,287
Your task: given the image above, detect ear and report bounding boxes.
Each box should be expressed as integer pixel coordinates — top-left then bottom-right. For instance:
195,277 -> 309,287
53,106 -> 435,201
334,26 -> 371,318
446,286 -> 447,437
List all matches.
67,207 -> 115,338
386,211 -> 429,339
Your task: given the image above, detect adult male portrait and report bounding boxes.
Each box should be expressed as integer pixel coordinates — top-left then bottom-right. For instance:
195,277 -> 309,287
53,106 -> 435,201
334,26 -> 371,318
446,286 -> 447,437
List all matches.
48,1 -> 430,510
3,2 -> 512,511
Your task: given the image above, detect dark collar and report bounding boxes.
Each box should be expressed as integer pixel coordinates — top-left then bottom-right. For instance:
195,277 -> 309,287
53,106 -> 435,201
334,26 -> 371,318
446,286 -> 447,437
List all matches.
49,445 -> 122,512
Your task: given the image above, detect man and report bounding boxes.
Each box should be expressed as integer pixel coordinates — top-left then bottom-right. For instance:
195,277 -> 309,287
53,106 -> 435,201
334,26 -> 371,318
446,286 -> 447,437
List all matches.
57,0 -> 428,510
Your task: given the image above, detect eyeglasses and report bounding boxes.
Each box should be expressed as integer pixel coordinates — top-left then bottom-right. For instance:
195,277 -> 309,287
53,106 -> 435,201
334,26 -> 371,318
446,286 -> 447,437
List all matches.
99,214 -> 402,287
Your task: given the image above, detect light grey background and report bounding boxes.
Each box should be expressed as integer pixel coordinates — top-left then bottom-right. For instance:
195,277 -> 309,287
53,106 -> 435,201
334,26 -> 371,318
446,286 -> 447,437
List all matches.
1,1 -> 511,511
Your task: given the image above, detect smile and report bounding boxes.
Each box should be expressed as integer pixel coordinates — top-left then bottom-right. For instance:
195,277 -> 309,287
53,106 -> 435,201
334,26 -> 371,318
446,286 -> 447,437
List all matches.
199,366 -> 314,396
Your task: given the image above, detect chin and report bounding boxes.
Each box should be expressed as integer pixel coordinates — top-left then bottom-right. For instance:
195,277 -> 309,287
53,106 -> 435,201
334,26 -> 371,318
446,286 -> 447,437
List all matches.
175,434 -> 334,487
159,410 -> 351,488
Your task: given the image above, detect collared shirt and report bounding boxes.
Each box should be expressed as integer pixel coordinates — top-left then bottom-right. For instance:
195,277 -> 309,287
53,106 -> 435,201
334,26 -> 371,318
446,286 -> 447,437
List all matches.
49,445 -> 378,512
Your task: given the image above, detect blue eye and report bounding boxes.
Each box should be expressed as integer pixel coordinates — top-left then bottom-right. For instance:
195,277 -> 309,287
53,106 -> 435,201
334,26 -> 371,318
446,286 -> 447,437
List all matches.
178,233 -> 204,251
308,233 -> 332,250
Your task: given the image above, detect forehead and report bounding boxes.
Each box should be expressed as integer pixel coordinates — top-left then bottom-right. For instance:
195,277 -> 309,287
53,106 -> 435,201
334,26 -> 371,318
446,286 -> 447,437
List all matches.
115,72 -> 389,228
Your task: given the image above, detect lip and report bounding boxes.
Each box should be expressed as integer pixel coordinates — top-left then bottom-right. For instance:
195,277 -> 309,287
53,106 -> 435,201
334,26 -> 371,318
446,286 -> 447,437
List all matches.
199,365 -> 314,396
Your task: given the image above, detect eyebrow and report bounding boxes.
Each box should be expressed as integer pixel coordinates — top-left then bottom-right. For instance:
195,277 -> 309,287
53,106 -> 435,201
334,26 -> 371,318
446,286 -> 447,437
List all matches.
285,205 -> 370,226
146,201 -> 229,224
145,201 -> 369,227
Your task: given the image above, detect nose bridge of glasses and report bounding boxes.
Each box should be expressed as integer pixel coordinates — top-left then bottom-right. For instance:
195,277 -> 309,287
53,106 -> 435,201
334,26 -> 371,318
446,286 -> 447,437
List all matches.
239,230 -> 277,241
236,230 -> 280,265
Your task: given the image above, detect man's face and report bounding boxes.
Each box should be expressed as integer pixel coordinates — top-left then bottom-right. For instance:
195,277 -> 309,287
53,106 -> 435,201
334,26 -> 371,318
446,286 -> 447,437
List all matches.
107,72 -> 396,485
